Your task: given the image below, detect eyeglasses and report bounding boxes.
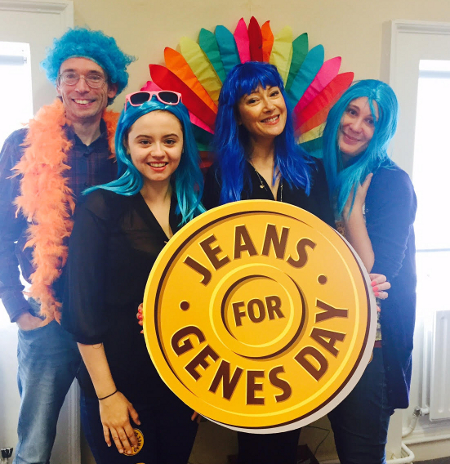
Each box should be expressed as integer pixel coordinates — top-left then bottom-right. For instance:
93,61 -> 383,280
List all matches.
58,71 -> 107,89
124,91 -> 182,111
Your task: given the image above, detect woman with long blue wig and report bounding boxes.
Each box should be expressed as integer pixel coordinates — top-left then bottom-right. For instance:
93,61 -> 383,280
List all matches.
205,61 -> 321,208
321,79 -> 417,464
203,61 -> 335,464
63,93 -> 203,463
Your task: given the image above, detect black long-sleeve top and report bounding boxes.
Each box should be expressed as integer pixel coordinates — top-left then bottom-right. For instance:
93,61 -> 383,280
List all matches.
0,124 -> 116,322
62,189 -> 181,404
203,159 -> 335,228
365,164 -> 417,409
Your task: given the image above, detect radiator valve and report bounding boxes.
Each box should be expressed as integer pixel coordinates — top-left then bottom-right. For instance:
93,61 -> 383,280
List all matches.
1,448 -> 13,464
402,407 -> 423,438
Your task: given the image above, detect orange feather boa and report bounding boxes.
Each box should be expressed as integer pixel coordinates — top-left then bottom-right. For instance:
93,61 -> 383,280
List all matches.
13,99 -> 118,322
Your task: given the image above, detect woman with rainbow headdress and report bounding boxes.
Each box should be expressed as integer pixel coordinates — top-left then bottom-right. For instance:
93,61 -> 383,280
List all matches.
203,60 -> 355,464
62,91 -> 203,463
203,61 -> 334,464
321,79 -> 417,464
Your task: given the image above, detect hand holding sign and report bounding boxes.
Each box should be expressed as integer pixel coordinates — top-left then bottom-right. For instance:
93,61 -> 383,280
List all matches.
143,200 -> 377,433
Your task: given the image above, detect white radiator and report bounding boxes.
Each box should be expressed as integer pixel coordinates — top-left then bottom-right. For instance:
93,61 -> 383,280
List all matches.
429,310 -> 450,421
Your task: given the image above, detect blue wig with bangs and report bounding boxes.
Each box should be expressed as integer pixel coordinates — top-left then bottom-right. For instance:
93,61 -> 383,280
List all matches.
86,98 -> 205,224
214,62 -> 312,204
322,79 -> 398,217
41,27 -> 135,101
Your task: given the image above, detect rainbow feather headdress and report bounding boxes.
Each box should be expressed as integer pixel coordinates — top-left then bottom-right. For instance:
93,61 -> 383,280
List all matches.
142,17 -> 354,158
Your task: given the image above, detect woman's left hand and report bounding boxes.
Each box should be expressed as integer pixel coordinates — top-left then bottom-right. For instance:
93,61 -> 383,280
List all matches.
99,391 -> 140,454
369,273 -> 390,300
343,173 -> 373,218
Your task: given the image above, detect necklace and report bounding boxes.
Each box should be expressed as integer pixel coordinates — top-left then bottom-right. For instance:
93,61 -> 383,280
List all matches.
250,162 -> 283,202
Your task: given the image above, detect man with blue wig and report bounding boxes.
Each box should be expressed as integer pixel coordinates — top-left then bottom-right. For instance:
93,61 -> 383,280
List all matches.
0,27 -> 134,463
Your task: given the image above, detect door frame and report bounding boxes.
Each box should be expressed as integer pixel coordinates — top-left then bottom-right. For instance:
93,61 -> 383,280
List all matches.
385,20 -> 450,176
0,0 -> 73,23
0,0 -> 74,112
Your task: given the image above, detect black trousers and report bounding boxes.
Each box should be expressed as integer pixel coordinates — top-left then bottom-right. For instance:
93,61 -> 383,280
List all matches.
237,428 -> 301,464
81,390 -> 198,464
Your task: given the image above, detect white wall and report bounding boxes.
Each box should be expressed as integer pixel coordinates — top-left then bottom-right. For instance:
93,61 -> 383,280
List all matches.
70,0 -> 450,112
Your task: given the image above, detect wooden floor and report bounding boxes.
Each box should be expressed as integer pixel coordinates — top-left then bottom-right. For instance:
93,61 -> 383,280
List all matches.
414,458 -> 450,464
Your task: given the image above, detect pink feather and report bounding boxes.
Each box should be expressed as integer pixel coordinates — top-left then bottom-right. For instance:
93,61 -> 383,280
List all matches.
234,18 -> 251,63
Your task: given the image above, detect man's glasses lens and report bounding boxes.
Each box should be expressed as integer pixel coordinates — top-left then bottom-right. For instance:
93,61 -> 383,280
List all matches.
59,72 -> 106,89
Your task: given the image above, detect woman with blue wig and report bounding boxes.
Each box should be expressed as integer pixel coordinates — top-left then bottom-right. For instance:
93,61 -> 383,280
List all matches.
321,79 -> 417,464
62,92 -> 203,463
203,61 -> 335,464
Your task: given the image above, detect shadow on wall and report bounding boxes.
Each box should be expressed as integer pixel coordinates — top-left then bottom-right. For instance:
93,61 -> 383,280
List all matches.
189,421 -> 238,464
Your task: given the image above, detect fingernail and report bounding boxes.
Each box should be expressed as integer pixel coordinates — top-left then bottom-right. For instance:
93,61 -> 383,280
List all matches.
371,281 -> 377,287
373,286 -> 379,292
374,291 -> 380,297
138,314 -> 143,320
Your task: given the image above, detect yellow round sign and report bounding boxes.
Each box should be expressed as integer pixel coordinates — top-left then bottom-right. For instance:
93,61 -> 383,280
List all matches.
143,200 -> 376,433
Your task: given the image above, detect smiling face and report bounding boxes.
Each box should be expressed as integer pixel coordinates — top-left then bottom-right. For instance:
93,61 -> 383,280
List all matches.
56,57 -> 117,125
126,110 -> 183,188
237,85 -> 287,144
338,97 -> 378,162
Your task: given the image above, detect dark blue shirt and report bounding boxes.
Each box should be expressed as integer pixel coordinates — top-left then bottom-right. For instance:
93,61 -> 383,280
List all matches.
0,122 -> 116,322
366,163 -> 417,409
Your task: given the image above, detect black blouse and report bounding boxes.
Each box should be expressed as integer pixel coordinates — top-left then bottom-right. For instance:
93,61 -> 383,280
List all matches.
203,159 -> 335,227
62,189 -> 181,403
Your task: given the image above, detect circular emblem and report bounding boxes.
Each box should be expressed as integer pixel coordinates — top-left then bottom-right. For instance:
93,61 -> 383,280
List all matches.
143,200 -> 376,433
126,429 -> 144,456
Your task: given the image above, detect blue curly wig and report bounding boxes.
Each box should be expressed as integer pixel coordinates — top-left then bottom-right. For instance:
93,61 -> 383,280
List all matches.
214,61 -> 312,204
41,27 -> 135,100
85,97 -> 205,224
322,79 -> 397,217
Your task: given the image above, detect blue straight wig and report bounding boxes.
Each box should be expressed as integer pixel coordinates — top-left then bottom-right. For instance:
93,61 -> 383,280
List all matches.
322,79 -> 398,217
214,61 -> 312,204
86,97 -> 205,224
